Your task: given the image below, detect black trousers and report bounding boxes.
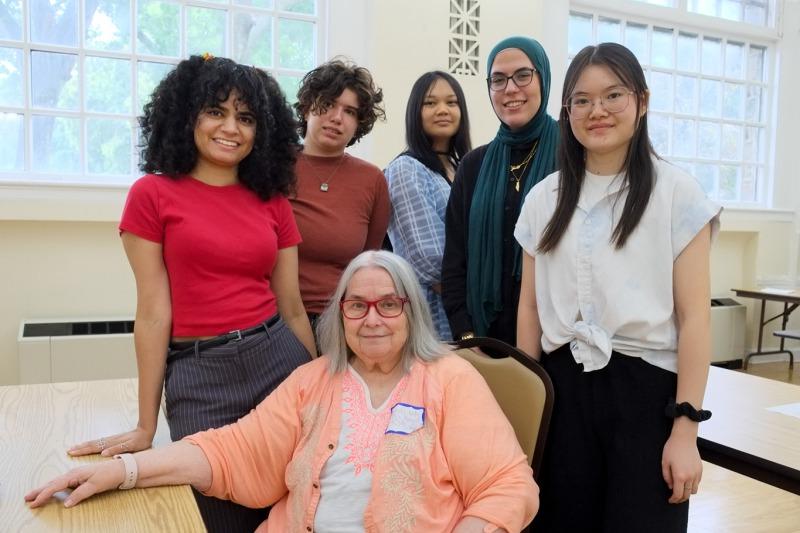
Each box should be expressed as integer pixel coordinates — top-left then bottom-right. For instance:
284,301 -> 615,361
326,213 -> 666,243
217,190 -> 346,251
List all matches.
533,344 -> 689,533
164,318 -> 312,533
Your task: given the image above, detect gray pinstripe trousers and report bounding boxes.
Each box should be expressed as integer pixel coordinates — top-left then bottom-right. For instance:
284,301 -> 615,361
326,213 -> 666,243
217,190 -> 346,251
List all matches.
164,317 -> 311,533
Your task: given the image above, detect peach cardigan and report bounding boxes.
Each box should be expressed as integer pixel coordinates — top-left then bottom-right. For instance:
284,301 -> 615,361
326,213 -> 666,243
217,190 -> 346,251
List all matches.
186,354 -> 538,532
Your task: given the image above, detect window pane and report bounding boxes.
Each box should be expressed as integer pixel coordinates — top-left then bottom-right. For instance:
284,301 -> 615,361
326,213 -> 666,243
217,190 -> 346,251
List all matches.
137,61 -> 173,113
689,0 -> 717,17
0,47 -> 24,107
85,0 -> 131,52
722,82 -> 744,119
279,0 -> 315,14
568,13 -> 593,56
233,12 -> 273,67
721,123 -> 742,160
699,79 -> 720,117
275,74 -> 299,104
186,7 -> 227,57
743,126 -> 758,162
87,118 -> 132,174
235,0 -> 274,8
649,113 -> 670,154
721,0 -> 742,21
724,41 -> 745,79
745,85 -> 762,122
676,32 -> 698,72
747,45 -> 765,82
86,56 -> 131,114
624,22 -> 648,64
652,28 -> 673,68
698,121 -> 720,159
719,164 -> 740,201
31,51 -> 79,110
32,115 -> 80,173
744,3 -> 766,25
137,0 -> 180,57
695,163 -> 718,195
741,165 -> 756,202
31,0 -> 78,46
673,119 -> 696,157
675,75 -> 697,114
650,71 -> 673,112
0,0 -> 23,40
0,113 -> 23,171
701,37 -> 722,76
598,17 -> 622,44
278,18 -> 314,70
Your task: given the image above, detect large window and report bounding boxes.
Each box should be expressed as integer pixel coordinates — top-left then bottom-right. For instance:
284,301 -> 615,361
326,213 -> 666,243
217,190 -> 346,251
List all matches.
0,0 -> 321,185
569,1 -> 777,205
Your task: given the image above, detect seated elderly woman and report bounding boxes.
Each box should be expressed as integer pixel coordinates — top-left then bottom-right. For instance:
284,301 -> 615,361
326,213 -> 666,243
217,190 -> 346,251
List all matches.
26,251 -> 538,532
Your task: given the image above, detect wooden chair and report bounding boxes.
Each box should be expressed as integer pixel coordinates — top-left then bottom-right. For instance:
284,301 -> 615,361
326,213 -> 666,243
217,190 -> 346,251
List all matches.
772,330 -> 797,368
453,336 -> 554,479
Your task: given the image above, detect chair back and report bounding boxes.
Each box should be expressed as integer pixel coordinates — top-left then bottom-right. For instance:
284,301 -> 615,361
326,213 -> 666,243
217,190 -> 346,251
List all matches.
454,337 -> 554,478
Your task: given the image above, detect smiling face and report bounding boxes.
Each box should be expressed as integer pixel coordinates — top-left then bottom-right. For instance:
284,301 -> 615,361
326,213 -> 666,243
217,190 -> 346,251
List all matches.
192,90 -> 256,181
343,267 -> 409,370
420,78 -> 461,152
568,64 -> 645,174
303,88 -> 360,157
489,48 -> 542,131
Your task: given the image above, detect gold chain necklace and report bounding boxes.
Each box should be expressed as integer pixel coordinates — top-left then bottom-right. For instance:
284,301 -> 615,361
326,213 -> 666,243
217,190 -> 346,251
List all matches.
303,153 -> 346,192
509,139 -> 539,192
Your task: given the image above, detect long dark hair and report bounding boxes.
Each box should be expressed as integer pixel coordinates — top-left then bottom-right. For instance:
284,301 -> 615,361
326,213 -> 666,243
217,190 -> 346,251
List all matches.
402,71 -> 471,176
538,43 -> 657,253
139,55 -> 298,200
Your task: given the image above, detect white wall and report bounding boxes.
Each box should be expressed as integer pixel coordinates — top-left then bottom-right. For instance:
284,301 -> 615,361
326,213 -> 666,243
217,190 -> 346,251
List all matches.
1,0 -> 798,385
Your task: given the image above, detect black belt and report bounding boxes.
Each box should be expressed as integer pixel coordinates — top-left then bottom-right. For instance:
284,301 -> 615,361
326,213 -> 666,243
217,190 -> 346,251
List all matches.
168,314 -> 280,361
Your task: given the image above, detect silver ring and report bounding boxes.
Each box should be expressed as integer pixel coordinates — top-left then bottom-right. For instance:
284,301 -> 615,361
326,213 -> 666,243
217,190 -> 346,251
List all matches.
97,438 -> 107,451
121,441 -> 129,451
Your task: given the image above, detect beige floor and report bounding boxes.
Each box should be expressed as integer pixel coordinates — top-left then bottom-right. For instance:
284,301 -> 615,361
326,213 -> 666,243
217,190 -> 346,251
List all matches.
742,358 -> 799,385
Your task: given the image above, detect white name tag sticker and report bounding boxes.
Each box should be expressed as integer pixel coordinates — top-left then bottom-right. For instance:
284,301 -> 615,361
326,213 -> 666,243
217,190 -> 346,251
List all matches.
386,402 -> 425,435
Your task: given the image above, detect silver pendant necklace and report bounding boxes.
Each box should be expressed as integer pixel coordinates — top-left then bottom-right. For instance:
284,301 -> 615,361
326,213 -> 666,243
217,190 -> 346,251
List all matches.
303,153 -> 346,192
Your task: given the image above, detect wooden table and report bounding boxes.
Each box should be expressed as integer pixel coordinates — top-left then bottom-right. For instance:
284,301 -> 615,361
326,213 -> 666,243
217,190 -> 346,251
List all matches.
699,366 -> 800,495
732,287 -> 800,368
0,378 -> 205,532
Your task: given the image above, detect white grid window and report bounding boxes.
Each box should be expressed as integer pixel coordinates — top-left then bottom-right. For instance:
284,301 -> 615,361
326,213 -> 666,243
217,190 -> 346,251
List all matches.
569,8 -> 774,205
632,0 -> 775,27
0,0 -> 322,185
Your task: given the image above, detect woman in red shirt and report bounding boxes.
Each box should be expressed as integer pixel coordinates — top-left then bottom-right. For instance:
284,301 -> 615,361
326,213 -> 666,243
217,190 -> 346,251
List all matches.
67,55 -> 316,532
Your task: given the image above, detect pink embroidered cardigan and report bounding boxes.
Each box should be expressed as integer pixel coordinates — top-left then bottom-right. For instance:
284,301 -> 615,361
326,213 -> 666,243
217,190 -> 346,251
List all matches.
185,353 -> 538,532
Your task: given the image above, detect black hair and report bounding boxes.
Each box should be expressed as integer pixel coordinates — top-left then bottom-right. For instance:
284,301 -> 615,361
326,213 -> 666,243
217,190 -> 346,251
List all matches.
139,55 -> 299,200
294,58 -> 385,146
401,71 -> 472,176
538,42 -> 656,253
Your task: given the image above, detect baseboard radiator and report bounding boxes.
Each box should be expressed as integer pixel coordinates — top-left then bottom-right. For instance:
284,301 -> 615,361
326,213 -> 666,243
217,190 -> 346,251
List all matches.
18,318 -> 136,384
710,298 -> 746,364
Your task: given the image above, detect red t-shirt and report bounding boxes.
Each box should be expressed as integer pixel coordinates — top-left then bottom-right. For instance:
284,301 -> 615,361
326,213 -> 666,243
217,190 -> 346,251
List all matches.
120,174 -> 302,337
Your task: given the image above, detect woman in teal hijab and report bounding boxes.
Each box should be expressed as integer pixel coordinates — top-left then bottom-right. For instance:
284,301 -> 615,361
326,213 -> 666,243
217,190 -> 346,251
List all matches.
442,36 -> 559,345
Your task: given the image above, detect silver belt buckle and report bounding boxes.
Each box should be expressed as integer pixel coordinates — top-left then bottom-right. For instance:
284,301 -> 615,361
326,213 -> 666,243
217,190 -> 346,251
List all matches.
229,329 -> 243,342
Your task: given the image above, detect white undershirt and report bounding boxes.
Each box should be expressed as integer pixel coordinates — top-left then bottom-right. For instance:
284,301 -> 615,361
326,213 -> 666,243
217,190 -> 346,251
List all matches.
314,366 -> 407,533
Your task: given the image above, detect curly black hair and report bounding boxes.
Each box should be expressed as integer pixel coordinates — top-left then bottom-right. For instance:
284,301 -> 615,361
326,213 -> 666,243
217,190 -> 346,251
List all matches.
294,59 -> 385,146
139,55 -> 299,200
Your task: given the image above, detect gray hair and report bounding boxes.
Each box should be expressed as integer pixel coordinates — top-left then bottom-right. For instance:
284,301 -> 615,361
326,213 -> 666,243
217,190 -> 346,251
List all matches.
316,250 -> 449,373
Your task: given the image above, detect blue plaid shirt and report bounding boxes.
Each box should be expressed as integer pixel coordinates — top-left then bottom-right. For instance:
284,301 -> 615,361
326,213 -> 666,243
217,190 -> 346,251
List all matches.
385,155 -> 452,341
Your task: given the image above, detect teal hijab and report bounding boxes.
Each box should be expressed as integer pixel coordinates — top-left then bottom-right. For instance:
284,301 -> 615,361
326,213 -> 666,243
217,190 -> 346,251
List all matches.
466,36 -> 559,336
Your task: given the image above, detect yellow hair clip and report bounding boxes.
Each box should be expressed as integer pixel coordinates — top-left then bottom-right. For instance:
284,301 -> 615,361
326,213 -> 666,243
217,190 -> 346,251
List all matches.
202,52 -> 215,62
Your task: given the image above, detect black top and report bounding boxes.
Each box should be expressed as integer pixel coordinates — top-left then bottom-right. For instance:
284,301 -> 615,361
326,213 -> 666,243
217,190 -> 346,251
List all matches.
441,141 -> 538,345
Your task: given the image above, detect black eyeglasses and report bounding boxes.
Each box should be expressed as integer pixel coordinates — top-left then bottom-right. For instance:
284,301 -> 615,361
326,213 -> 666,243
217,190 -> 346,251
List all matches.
487,67 -> 537,92
340,297 -> 409,319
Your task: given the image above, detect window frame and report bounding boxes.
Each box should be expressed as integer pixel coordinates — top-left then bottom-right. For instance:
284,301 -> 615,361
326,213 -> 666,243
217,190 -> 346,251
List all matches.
0,0 -> 326,193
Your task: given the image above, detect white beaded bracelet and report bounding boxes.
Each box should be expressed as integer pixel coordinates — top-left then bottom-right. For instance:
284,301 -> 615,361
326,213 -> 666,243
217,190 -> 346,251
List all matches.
114,453 -> 138,490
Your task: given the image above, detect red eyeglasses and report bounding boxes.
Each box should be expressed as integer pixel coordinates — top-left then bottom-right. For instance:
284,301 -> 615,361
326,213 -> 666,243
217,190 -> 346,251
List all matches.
340,297 -> 409,319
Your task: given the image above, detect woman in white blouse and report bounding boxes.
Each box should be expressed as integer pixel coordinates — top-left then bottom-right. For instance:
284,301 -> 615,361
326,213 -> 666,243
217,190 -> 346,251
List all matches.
514,43 -> 720,533
384,71 -> 472,341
